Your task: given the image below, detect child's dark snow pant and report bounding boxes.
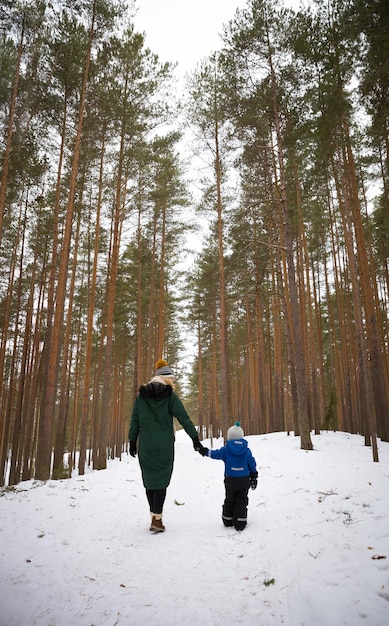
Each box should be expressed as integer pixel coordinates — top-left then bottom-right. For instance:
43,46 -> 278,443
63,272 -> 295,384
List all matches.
222,475 -> 250,530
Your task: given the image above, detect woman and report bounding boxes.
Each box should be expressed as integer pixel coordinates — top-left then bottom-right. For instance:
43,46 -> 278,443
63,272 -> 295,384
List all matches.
129,359 -> 203,533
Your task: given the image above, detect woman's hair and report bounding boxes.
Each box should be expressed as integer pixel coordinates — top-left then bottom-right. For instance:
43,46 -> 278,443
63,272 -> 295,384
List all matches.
164,376 -> 176,391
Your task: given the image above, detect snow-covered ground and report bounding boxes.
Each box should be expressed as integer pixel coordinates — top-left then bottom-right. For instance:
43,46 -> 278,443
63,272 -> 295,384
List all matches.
1,431 -> 388,626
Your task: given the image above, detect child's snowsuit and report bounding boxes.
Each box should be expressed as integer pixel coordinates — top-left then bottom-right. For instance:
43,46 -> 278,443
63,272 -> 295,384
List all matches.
206,438 -> 257,530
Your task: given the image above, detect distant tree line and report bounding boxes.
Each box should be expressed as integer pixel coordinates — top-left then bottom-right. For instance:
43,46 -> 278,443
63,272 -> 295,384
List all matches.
0,0 -> 387,485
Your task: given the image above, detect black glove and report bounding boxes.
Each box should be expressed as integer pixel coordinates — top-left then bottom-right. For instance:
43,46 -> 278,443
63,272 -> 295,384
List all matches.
129,440 -> 137,457
192,437 -> 208,456
192,437 -> 202,452
250,471 -> 258,490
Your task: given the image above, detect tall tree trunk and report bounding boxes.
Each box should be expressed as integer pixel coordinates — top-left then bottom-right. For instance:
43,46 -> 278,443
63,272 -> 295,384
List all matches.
342,119 -> 383,458
78,134 -> 105,474
135,203 -> 144,390
267,32 -> 313,450
156,196 -> 166,361
197,317 -> 204,439
146,198 -> 158,380
0,190 -> 25,484
38,98 -> 68,464
35,2 -> 96,480
7,197 -> 28,485
52,198 -> 82,479
97,116 -> 126,470
214,91 -> 231,436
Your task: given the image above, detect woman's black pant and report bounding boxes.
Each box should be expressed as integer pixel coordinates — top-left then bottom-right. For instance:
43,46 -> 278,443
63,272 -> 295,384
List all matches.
222,476 -> 250,530
146,488 -> 167,515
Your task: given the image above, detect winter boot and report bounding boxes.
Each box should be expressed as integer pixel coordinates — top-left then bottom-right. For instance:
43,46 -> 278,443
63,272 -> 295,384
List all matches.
150,514 -> 165,533
234,518 -> 247,531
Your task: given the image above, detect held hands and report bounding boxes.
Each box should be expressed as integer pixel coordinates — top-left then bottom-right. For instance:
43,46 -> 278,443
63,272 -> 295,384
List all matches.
250,471 -> 258,490
129,440 -> 137,457
192,437 -> 208,456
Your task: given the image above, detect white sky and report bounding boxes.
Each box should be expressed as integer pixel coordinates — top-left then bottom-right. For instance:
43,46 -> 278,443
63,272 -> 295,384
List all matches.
133,0 -> 301,79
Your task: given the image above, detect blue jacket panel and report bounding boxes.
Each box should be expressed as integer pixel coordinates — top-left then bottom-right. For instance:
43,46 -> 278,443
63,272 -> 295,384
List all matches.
208,438 -> 256,477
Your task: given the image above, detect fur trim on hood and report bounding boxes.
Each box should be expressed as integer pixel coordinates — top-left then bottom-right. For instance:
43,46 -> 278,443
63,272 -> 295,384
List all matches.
139,379 -> 173,400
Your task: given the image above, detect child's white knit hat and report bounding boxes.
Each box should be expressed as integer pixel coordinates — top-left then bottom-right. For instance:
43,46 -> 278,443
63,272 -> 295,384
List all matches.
227,421 -> 244,440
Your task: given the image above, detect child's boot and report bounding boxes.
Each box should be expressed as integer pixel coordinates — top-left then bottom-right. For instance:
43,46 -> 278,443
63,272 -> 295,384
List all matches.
234,518 -> 247,531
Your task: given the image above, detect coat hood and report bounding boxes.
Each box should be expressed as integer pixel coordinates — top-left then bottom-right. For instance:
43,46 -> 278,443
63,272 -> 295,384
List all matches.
226,438 -> 248,457
139,380 -> 173,400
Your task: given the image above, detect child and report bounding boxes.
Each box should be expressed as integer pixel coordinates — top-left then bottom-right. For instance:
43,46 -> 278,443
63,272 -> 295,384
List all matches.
199,421 -> 258,531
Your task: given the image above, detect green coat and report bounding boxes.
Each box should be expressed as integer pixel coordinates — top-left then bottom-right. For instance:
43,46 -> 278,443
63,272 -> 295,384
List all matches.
128,381 -> 198,490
